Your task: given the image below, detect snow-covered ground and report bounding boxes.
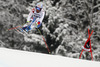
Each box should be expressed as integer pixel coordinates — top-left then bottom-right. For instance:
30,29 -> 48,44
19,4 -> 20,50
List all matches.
0,48 -> 100,67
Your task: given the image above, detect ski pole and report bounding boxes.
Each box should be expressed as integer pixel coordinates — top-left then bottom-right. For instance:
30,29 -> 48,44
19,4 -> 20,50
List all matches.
36,23 -> 50,54
7,26 -> 20,31
6,22 -> 28,31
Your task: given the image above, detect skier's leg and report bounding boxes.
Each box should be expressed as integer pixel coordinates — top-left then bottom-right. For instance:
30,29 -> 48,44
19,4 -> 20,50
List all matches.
29,23 -> 36,31
22,26 -> 27,31
21,17 -> 36,32
21,22 -> 32,32
26,17 -> 36,31
20,23 -> 28,32
27,25 -> 32,32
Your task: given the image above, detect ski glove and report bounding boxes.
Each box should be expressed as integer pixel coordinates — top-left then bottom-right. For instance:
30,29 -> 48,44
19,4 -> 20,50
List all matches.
36,21 -> 40,25
27,21 -> 30,23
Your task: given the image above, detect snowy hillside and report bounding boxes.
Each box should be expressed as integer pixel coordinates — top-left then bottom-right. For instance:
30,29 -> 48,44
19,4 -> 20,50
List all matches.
0,48 -> 100,67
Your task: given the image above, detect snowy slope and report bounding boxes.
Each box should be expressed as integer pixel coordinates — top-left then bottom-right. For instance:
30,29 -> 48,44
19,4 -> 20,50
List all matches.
0,48 -> 100,67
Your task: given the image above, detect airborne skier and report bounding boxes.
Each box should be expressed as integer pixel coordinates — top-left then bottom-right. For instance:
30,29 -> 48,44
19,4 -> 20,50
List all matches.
22,2 -> 45,32
7,2 -> 50,53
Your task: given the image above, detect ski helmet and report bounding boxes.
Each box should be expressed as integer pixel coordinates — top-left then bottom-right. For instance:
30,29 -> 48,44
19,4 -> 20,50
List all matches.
36,2 -> 43,11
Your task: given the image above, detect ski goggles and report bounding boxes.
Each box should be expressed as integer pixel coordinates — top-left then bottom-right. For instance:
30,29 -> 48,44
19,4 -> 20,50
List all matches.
36,6 -> 41,11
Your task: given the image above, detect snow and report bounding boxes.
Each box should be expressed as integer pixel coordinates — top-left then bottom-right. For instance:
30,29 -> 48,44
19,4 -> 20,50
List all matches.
0,48 -> 100,67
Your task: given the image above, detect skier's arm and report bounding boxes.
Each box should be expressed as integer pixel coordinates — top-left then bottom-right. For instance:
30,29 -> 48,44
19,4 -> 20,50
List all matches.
27,10 -> 33,22
37,11 -> 45,24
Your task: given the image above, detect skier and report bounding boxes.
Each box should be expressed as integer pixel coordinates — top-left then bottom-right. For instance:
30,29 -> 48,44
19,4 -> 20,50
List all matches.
22,2 -> 45,32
